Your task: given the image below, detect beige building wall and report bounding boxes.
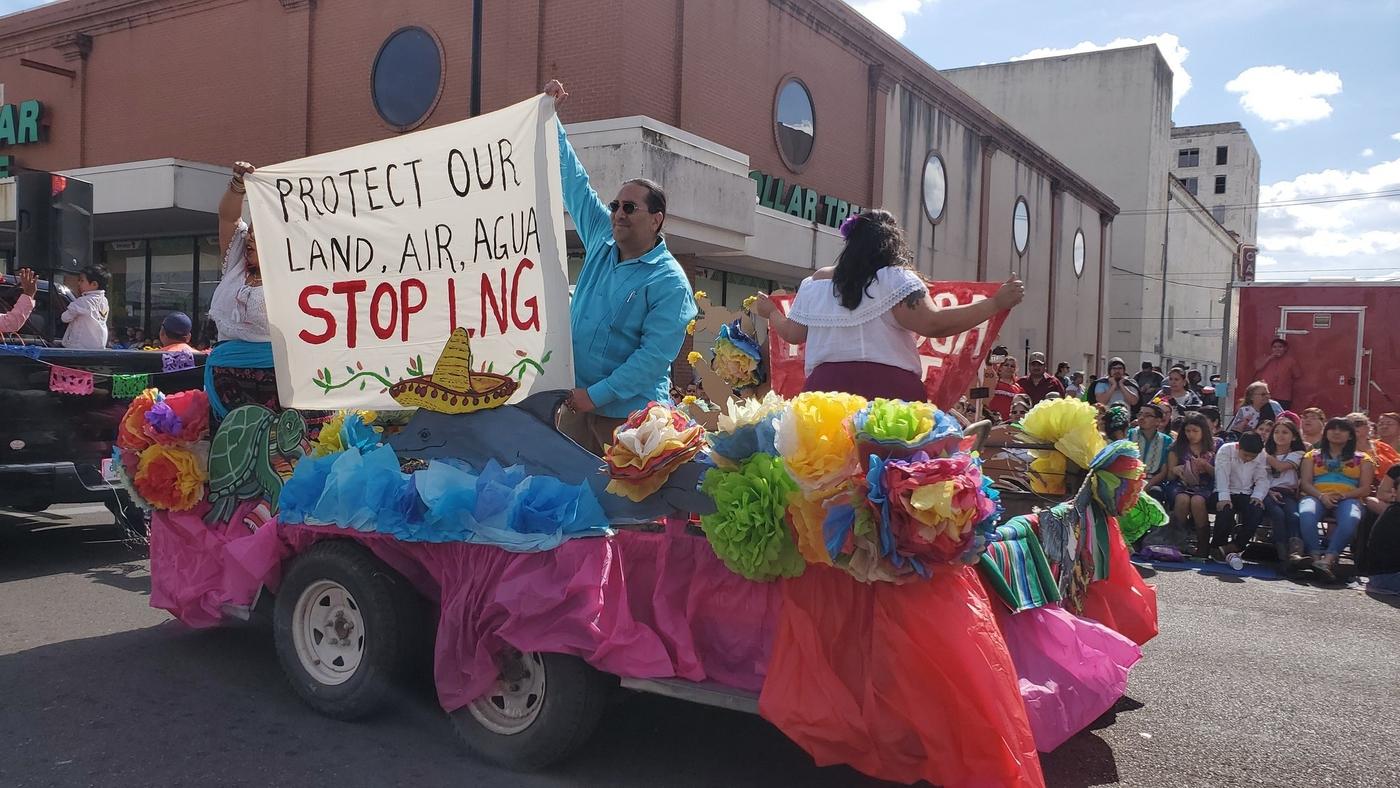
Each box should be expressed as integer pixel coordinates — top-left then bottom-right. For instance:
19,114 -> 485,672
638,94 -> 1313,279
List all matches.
942,45 -> 1175,371
1169,123 -> 1260,245
881,83 -> 1109,371
1158,177 -> 1238,376
881,85 -> 982,281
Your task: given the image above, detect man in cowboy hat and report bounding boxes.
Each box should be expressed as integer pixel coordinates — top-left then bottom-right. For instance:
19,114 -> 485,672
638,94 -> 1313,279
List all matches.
545,80 -> 697,454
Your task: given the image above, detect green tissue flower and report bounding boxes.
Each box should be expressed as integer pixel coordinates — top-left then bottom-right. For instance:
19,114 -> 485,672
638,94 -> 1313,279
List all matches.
700,454 -> 805,581
862,399 -> 937,443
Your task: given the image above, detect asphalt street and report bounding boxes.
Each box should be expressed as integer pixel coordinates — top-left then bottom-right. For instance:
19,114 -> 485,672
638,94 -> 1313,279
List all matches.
2,506 -> 1399,788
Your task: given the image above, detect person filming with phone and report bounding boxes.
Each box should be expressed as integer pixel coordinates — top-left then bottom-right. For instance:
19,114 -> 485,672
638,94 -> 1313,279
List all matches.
1091,357 -> 1141,410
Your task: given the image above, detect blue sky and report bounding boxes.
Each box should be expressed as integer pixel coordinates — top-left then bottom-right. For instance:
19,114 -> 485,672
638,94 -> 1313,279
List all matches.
3,0 -> 1396,281
847,0 -> 1400,282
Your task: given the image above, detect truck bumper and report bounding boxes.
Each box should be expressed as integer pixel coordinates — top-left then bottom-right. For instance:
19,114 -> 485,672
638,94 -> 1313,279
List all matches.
0,462 -> 117,509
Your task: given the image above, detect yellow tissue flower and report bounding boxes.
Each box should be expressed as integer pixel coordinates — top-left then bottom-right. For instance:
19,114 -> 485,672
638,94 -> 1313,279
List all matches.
775,391 -> 868,493
687,351 -> 704,366
694,290 -> 708,301
1019,398 -> 1105,470
686,319 -> 697,335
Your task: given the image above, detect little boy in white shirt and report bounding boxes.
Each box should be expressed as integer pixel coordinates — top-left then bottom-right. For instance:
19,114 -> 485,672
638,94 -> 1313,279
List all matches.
61,265 -> 111,350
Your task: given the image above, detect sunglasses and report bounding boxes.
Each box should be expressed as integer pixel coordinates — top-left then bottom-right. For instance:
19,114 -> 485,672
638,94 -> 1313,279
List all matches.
608,200 -> 652,216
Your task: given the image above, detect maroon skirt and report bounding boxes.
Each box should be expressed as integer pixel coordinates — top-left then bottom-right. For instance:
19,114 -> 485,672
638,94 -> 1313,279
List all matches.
801,361 -> 927,401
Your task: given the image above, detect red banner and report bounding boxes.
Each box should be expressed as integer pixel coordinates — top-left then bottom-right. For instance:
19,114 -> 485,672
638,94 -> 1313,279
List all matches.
767,281 -> 1008,410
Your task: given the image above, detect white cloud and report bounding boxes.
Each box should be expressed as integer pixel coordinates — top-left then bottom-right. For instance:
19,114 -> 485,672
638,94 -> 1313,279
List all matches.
1011,34 -> 1192,109
1392,132 -> 1400,142
1362,148 -> 1375,158
1256,254 -> 1278,268
1225,66 -> 1342,131
1256,157 -> 1400,281
845,0 -> 936,40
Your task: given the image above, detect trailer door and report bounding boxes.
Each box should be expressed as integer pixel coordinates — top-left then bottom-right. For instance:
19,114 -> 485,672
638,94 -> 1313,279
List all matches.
1278,307 -> 1364,414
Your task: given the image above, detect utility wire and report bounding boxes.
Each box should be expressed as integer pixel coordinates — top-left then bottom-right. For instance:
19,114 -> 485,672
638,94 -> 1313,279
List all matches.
1113,188 -> 1400,217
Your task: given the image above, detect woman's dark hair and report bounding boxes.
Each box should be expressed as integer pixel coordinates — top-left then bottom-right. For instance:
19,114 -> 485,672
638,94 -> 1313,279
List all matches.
832,209 -> 913,310
624,178 -> 667,233
1318,417 -> 1357,459
1173,413 -> 1214,459
1265,420 -> 1306,455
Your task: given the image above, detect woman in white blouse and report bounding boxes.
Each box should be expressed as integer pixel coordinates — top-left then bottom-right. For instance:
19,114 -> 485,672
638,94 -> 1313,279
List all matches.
752,210 -> 1023,401
204,161 -> 278,422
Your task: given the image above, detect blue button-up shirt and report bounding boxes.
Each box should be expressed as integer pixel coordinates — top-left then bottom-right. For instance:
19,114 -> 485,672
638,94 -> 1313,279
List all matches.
557,124 -> 697,419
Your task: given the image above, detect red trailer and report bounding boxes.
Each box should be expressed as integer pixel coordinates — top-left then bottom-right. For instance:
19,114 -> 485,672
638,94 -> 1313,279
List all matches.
1233,282 -> 1400,417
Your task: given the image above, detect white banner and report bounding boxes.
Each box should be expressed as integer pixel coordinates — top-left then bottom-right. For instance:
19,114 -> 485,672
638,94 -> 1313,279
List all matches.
244,95 -> 572,410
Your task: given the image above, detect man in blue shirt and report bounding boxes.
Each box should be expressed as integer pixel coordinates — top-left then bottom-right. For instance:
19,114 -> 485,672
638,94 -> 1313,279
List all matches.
546,80 -> 697,454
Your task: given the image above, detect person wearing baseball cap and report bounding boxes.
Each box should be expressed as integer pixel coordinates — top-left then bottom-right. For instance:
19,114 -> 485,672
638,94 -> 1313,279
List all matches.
1090,357 -> 1140,410
1016,350 -> 1064,405
158,312 -> 202,355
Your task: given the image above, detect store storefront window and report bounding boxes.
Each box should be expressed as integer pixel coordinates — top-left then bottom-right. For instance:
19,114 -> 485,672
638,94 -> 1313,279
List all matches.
198,235 -> 224,342
103,240 -> 147,347
150,237 -> 196,343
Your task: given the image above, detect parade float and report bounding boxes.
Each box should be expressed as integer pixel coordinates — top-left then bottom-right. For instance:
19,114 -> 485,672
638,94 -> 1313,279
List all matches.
122,96 -> 1157,787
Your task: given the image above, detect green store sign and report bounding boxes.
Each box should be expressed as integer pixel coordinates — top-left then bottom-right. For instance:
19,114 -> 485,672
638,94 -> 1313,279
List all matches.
750,170 -> 862,229
0,99 -> 45,179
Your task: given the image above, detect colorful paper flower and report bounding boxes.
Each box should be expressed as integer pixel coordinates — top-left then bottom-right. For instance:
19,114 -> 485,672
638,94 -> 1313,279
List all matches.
710,320 -> 765,389
311,410 -> 381,457
1019,398 -> 1106,470
718,391 -> 787,433
694,290 -> 708,301
164,389 -> 211,442
786,489 -> 843,566
699,454 -> 804,581
340,413 -> 382,454
110,447 -> 153,512
604,403 -> 705,501
687,351 -> 704,367
865,452 -> 999,575
774,391 -> 867,494
686,319 -> 697,336
133,443 -> 208,511
117,388 -> 162,452
852,399 -> 963,459
143,399 -> 184,444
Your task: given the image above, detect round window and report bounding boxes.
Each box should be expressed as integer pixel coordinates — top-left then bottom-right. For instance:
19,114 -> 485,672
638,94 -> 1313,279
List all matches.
1072,229 -> 1086,277
1012,197 -> 1030,255
922,151 -> 947,224
774,79 -> 815,170
372,27 -> 444,131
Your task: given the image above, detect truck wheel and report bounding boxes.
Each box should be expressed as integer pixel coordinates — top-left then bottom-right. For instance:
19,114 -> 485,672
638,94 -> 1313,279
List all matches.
450,650 -> 610,771
273,540 -> 420,720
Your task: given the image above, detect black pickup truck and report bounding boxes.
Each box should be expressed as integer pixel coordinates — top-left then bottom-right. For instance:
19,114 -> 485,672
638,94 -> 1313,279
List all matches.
0,273 -> 205,530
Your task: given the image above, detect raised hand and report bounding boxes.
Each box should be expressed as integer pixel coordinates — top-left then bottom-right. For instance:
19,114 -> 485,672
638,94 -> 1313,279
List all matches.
994,276 -> 1025,310
544,79 -> 569,107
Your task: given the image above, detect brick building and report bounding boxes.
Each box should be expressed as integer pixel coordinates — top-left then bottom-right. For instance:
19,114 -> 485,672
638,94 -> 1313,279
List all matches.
0,0 -> 1116,374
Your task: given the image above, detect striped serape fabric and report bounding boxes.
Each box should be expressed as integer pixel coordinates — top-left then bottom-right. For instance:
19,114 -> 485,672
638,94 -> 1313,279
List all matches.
978,516 -> 1062,613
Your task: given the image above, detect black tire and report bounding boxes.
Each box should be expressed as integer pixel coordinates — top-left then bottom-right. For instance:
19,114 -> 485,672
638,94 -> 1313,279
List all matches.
273,540 -> 422,720
450,652 -> 610,771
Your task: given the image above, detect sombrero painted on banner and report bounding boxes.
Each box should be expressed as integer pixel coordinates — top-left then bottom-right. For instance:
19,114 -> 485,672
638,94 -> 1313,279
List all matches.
389,328 -> 518,414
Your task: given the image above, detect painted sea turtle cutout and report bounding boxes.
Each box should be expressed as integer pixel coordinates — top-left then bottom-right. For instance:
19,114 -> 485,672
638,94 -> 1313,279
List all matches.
206,405 -> 307,524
